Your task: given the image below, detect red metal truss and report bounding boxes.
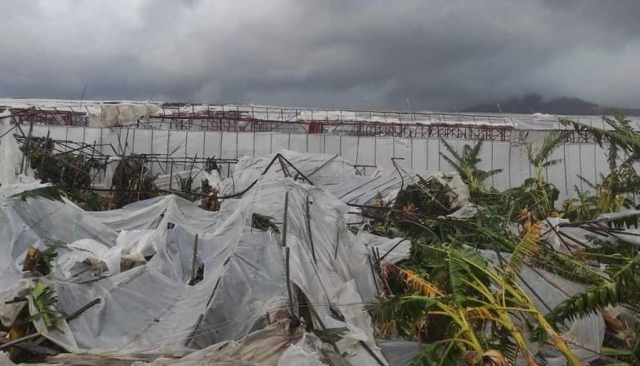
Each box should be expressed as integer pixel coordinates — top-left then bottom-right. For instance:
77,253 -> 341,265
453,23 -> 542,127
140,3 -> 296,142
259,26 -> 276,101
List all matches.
3,105 -> 604,143
6,107 -> 88,126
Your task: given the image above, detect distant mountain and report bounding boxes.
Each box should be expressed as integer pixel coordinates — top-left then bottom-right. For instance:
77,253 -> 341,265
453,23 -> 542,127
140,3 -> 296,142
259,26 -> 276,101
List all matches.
464,94 -> 640,116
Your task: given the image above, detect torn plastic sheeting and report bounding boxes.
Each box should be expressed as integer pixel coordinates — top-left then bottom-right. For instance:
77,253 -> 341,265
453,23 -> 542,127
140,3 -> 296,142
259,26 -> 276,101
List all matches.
541,218 -> 588,252
87,195 -> 222,233
0,280 -> 31,327
38,183 -> 289,351
278,182 -> 379,302
27,205 -> 231,348
188,229 -> 288,348
287,240 -> 386,365
377,339 -> 421,366
49,225 -> 286,351
242,180 -> 387,362
201,170 -> 222,190
1,178 -> 395,364
277,343 -> 326,366
331,280 -> 384,355
356,231 -> 410,264
284,238 -> 384,364
218,150 -> 357,196
48,265 -> 192,351
327,173 -> 408,207
54,239 -> 123,280
326,169 -> 469,208
114,229 -> 156,262
0,180 -> 51,200
0,196 -> 117,290
203,177 -> 386,321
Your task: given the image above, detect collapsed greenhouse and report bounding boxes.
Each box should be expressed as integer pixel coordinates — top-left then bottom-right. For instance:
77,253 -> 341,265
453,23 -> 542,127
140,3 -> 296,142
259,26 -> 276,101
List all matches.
2,99 -> 640,365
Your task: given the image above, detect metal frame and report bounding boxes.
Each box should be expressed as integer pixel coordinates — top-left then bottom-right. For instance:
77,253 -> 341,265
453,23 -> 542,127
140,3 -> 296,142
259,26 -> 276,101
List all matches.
4,105 -> 609,143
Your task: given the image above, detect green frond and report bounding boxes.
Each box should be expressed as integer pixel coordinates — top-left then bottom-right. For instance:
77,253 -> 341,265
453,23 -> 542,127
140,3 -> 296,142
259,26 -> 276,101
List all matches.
438,138 -> 495,190
371,295 -> 439,337
29,281 -> 63,328
507,222 -> 541,274
577,175 -> 597,190
546,283 -> 624,327
470,139 -> 485,160
547,253 -> 640,328
562,115 -> 640,156
449,248 -> 488,305
541,158 -> 563,168
531,249 -> 607,285
440,153 -> 465,177
528,131 -> 567,168
440,138 -> 463,166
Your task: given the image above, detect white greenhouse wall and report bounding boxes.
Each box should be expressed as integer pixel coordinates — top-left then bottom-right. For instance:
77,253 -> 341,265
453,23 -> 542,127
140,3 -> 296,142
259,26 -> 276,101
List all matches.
28,125 -> 614,201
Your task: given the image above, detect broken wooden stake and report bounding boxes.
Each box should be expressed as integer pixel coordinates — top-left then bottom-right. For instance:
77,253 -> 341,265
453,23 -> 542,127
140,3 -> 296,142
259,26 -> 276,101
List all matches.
191,234 -> 199,283
66,298 -> 101,322
0,333 -> 41,350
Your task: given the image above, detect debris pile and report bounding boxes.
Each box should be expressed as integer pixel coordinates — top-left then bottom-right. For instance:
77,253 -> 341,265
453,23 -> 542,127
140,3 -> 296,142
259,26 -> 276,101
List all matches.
0,151 -> 415,365
3,114 -> 640,365
364,114 -> 640,365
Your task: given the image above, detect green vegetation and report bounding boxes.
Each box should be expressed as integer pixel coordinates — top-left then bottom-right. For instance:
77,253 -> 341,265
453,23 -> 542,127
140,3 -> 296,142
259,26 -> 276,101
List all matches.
369,113 -> 640,365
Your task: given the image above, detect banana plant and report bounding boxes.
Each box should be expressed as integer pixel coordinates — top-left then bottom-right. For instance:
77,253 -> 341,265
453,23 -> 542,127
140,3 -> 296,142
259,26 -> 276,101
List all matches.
561,113 -> 640,212
28,281 -> 63,328
372,225 -> 583,366
440,139 -> 502,192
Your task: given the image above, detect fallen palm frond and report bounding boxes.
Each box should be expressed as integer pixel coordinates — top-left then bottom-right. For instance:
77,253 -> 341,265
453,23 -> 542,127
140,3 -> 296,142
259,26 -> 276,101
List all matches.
385,263 -> 443,298
506,222 -> 541,274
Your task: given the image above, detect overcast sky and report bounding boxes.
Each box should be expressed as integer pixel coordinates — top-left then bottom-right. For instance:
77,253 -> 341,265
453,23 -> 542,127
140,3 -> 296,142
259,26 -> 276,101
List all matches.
1,0 -> 639,110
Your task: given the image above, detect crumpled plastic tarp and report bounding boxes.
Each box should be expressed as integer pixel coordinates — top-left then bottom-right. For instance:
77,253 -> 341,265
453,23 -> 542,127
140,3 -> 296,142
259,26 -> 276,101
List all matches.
7,321 -> 335,366
98,104 -> 162,128
0,175 -> 407,365
218,150 -> 358,196
377,339 -> 421,366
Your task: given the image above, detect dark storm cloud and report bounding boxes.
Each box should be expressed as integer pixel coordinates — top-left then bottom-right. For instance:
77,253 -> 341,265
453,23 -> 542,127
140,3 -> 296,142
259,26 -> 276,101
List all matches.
0,0 -> 639,110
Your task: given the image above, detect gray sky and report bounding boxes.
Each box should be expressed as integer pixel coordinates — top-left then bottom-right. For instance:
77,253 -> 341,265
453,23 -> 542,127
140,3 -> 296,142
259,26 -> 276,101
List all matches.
1,0 -> 639,110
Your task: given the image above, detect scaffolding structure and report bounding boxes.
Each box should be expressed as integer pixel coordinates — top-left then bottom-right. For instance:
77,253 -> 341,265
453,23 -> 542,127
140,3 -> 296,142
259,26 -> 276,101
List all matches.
13,131 -> 238,190
2,104 -> 615,144
5,107 -> 89,126
142,105 -> 518,141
